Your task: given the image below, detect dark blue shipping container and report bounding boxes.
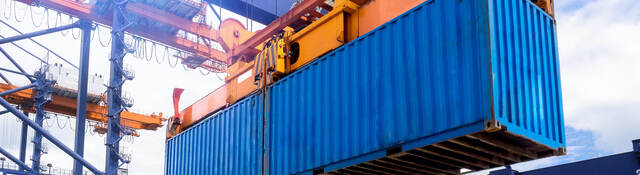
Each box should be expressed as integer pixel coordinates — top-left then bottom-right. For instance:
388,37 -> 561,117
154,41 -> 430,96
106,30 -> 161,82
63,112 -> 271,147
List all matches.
166,0 -> 564,174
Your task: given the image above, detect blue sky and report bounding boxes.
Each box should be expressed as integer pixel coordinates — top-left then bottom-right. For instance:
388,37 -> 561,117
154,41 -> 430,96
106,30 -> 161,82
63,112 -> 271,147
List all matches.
0,0 -> 639,174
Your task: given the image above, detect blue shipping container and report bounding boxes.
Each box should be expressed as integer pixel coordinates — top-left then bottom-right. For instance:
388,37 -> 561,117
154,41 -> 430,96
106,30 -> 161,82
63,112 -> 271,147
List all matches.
166,0 -> 564,174
165,95 -> 263,174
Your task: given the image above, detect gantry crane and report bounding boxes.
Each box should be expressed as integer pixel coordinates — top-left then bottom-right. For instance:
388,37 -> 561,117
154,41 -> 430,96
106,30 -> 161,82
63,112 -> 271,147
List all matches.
0,82 -> 163,136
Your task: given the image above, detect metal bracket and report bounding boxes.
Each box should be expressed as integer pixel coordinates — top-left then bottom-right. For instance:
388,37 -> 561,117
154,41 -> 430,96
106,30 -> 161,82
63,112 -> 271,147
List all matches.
485,120 -> 503,132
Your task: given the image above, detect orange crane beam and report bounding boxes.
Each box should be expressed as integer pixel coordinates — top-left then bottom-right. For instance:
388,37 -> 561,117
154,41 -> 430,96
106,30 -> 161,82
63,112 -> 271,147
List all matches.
229,0 -> 327,61
0,83 -> 163,134
13,0 -> 227,65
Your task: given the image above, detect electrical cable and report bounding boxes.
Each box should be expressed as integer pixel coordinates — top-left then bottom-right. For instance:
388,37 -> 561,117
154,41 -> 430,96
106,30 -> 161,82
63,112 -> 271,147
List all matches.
29,6 -> 46,28
155,44 -> 166,64
181,62 -> 191,71
3,0 -> 13,20
55,114 -> 66,129
44,115 -> 53,128
198,67 -> 210,76
12,0 -> 26,22
67,116 -> 74,132
3,0 -> 12,20
71,19 -> 80,40
166,47 -> 180,68
147,42 -> 155,62
46,7 -> 52,28
88,123 -> 95,136
54,12 -> 63,34
59,14 -> 71,36
97,25 -> 112,47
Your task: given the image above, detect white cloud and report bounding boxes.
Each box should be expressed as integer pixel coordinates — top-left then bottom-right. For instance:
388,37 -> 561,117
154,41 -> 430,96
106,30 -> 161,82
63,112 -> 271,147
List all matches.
556,0 -> 640,154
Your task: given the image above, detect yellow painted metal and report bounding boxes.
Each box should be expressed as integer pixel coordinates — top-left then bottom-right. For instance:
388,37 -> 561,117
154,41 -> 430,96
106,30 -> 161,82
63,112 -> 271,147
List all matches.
275,38 -> 288,75
283,0 -> 360,73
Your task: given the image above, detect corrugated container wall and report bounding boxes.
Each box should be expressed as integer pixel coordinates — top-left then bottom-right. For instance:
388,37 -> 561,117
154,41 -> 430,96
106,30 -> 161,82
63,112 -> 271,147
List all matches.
165,95 -> 263,175
165,0 -> 564,174
489,0 -> 564,149
267,0 -> 564,174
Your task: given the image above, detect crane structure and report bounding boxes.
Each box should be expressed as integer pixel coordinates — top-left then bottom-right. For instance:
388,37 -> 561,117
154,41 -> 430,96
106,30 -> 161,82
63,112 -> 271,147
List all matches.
0,82 -> 163,135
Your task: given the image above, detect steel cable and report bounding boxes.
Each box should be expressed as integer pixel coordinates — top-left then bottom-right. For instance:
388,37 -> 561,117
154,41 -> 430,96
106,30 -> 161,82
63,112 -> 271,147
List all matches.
198,67 -> 210,76
29,6 -> 46,28
59,14 -> 71,36
166,47 -> 180,68
88,122 -> 95,136
55,114 -> 66,129
97,25 -> 112,47
181,62 -> 191,71
215,72 -> 225,81
12,0 -> 26,22
71,20 -> 80,40
155,44 -> 165,64
46,7 -> 51,28
145,42 -> 153,62
3,0 -> 12,20
44,115 -> 53,128
67,116 -> 74,132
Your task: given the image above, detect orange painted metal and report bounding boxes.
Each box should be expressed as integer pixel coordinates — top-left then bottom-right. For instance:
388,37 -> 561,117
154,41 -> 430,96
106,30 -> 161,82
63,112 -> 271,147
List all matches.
357,0 -> 426,35
218,19 -> 255,60
0,83 -> 164,133
225,61 -> 258,104
12,0 -> 228,66
124,2 -> 220,42
178,85 -> 228,129
533,0 -> 554,16
230,0 -> 327,60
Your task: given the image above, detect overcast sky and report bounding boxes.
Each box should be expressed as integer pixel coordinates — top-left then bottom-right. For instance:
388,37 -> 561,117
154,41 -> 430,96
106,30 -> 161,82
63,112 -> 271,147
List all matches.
0,0 -> 639,174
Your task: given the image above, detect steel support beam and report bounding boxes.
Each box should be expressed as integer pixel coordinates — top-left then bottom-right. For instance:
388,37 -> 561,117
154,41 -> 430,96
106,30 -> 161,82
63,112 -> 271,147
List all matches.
0,67 -> 37,79
0,146 -> 33,172
0,73 -> 11,85
30,78 -> 49,172
0,97 -> 104,175
0,83 -> 37,96
18,112 -> 28,171
207,1 -> 222,23
0,22 -> 80,44
72,20 -> 92,175
0,47 -> 35,82
105,3 -> 127,175
0,20 -> 78,69
0,35 -> 48,64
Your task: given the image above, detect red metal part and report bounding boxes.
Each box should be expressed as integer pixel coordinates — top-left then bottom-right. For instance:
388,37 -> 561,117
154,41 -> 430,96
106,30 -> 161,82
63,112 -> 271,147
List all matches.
124,2 -> 220,41
172,88 -> 184,120
230,0 -> 327,60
